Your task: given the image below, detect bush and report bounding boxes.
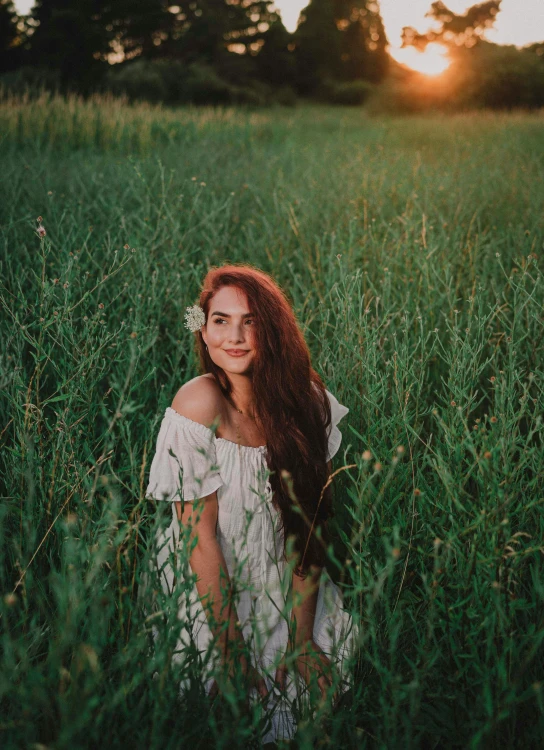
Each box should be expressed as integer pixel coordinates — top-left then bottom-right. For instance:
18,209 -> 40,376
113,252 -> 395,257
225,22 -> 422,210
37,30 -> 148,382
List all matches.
103,59 -> 292,107
321,79 -> 374,106
0,66 -> 62,98
104,60 -> 170,104
370,41 -> 544,114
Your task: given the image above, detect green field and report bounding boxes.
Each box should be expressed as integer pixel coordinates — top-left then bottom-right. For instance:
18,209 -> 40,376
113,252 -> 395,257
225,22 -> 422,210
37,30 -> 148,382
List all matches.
1,95 -> 543,748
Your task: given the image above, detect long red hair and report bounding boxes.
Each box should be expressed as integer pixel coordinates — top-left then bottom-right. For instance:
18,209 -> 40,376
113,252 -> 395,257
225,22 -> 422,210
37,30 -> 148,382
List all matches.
194,264 -> 332,574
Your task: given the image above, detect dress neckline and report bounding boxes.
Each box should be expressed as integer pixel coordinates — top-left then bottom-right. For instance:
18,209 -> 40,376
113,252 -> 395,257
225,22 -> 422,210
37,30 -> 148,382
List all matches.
164,407 -> 267,453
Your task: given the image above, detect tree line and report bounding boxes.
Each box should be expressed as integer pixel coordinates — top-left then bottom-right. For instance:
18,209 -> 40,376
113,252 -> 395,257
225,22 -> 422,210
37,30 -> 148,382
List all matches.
1,0 -> 543,109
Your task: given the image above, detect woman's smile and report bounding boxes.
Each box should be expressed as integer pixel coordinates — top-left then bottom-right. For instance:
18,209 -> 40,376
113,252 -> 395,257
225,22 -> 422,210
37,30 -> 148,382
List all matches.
223,349 -> 249,357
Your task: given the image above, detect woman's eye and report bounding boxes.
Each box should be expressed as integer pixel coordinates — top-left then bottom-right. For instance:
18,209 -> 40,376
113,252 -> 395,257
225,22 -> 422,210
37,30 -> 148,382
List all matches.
245,319 -> 254,325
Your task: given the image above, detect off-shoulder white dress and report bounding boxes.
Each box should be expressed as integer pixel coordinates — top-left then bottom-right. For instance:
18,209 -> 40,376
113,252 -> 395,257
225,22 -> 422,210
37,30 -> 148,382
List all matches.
145,389 -> 356,744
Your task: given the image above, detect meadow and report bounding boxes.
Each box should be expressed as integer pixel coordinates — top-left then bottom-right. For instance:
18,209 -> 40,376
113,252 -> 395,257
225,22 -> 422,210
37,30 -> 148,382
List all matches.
1,92 -> 543,748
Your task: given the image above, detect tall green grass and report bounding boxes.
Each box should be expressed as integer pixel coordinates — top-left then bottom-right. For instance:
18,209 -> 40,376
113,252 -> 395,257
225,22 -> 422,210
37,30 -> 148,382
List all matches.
1,94 -> 543,748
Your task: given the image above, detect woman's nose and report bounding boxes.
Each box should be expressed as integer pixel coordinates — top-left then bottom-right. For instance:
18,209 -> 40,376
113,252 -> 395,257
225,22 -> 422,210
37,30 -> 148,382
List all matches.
228,323 -> 244,343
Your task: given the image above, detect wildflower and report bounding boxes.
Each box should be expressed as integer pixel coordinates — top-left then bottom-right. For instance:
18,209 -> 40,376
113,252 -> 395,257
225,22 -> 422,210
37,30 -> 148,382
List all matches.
63,282 -> 69,289
36,215 -> 47,238
392,548 -> 400,559
124,244 -> 130,250
414,488 -> 421,496
98,303 -> 104,309
52,278 -> 59,285
453,309 -> 459,315
373,462 -> 382,472
490,376 -> 496,383
362,450 -> 372,461
184,305 -> 206,332
4,593 -> 17,607
396,445 -> 404,454
451,400 -> 456,407
484,451 -> 492,459
495,253 -> 500,258
200,182 -> 206,187
490,416 -> 497,423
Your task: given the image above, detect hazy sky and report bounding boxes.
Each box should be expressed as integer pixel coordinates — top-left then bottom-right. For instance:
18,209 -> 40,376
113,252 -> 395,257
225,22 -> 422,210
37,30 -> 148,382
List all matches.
13,0 -> 544,49
277,0 -> 544,47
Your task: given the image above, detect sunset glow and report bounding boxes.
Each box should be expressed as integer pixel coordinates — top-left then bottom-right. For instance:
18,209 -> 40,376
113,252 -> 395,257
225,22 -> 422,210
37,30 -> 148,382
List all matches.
12,1 -> 544,77
272,0 -> 544,76
392,43 -> 451,76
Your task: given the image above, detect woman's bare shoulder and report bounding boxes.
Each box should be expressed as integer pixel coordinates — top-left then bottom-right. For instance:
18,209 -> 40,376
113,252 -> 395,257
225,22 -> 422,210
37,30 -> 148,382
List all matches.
170,374 -> 224,427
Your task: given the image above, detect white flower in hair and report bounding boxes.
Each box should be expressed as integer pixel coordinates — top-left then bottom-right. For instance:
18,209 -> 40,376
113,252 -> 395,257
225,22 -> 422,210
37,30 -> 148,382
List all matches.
184,305 -> 206,332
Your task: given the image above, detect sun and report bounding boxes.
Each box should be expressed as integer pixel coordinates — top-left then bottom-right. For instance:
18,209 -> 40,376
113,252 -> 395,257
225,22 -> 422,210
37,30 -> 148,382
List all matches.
391,43 -> 451,76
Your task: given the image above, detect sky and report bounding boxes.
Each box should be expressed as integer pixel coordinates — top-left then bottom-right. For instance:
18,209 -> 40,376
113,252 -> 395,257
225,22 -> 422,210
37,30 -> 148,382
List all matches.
13,0 -> 544,51
277,0 -> 544,47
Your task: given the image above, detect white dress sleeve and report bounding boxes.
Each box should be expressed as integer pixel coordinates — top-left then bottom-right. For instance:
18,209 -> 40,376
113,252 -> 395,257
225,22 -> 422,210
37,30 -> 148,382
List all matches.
324,389 -> 349,462
145,407 -> 223,503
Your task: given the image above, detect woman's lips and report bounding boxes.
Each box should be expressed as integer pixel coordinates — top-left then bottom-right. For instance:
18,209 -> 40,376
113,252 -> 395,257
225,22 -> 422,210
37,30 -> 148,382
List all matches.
224,349 -> 249,357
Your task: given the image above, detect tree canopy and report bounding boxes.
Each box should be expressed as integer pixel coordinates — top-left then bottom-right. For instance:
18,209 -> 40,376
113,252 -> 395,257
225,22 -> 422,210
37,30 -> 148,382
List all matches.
1,0 -> 543,109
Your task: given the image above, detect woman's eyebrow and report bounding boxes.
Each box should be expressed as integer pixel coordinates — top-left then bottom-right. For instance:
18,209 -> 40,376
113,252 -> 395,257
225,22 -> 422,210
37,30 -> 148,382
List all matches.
210,311 -> 254,317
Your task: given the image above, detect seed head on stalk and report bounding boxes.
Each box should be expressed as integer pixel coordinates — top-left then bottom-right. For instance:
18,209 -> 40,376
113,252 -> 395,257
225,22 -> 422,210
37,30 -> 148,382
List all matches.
36,216 -> 46,238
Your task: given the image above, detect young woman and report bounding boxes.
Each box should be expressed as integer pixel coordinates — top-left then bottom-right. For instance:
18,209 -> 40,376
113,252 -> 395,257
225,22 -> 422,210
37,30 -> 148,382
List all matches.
145,265 -> 355,745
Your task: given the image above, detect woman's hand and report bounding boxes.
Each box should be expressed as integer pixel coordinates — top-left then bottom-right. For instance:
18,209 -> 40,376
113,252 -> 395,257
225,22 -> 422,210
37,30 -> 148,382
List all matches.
209,651 -> 269,705
274,638 -> 337,703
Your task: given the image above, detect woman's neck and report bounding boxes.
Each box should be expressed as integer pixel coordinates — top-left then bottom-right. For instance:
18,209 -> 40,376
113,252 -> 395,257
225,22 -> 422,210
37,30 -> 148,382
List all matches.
226,372 -> 255,416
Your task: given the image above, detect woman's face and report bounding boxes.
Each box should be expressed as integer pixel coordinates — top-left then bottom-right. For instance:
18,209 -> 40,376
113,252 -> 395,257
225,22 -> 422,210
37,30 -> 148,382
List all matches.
201,286 -> 256,376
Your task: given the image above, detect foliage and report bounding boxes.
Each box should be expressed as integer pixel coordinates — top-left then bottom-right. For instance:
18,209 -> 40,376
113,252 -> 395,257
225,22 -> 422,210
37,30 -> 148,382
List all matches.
103,59 -> 294,106
0,64 -> 61,96
292,0 -> 389,95
320,78 -> 374,106
402,0 -> 502,50
1,97 -> 544,747
374,42 -> 544,114
0,0 -> 19,72
3,0 -> 392,106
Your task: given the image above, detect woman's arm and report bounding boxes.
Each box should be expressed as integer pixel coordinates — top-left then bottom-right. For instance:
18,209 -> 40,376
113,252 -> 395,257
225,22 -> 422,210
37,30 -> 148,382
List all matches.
290,564 -> 322,646
175,494 -> 245,660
